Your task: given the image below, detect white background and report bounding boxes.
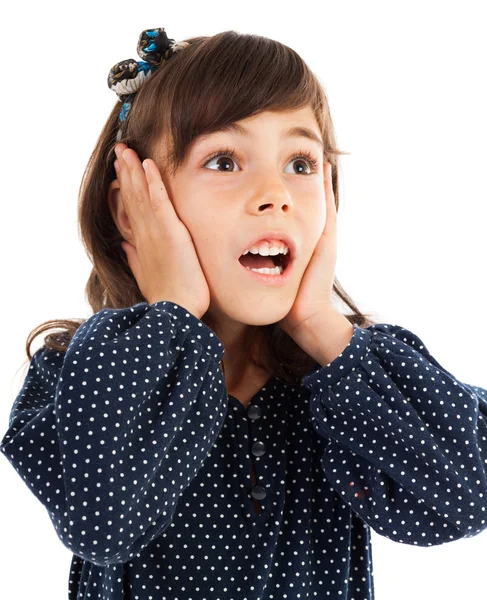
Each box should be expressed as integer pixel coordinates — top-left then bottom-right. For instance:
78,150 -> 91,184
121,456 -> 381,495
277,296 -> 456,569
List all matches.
1,0 -> 486,598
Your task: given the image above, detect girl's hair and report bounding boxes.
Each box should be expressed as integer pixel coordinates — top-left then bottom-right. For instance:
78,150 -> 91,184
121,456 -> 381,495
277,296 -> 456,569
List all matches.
25,30 -> 378,383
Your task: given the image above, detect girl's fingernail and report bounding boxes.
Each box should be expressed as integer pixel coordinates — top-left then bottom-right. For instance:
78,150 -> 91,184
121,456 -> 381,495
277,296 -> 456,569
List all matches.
115,145 -> 122,158
142,160 -> 149,172
114,160 -> 120,172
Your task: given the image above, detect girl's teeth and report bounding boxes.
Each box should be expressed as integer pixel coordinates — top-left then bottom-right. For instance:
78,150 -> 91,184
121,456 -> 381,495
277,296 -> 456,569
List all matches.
246,265 -> 284,275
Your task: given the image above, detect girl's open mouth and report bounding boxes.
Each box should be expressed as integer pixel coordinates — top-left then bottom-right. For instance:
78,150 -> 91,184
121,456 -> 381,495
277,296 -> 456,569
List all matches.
237,250 -> 294,284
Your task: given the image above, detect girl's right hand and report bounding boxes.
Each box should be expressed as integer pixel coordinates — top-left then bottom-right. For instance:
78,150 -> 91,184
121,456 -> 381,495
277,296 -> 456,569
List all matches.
114,143 -> 211,320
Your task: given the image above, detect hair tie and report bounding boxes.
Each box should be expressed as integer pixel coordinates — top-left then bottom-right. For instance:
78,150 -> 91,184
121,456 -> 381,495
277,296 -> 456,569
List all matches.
107,27 -> 189,141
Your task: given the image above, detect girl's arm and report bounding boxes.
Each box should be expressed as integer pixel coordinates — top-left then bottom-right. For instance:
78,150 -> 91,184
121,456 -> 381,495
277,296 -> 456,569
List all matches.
0,300 -> 227,566
302,322 -> 487,546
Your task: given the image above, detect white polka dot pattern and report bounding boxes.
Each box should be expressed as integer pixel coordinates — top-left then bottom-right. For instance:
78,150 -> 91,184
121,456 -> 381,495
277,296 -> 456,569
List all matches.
1,308 -> 486,599
303,323 -> 487,544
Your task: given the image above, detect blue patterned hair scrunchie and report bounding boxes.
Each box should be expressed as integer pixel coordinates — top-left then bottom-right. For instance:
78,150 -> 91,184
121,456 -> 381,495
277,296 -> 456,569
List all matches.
107,27 -> 189,141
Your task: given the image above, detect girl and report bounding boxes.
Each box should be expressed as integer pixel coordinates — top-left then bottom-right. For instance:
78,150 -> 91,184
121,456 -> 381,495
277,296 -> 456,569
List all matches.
1,26 -> 487,600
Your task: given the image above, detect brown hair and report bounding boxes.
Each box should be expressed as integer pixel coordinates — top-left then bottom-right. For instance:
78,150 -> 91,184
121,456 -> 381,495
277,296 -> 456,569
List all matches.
25,30 -> 378,383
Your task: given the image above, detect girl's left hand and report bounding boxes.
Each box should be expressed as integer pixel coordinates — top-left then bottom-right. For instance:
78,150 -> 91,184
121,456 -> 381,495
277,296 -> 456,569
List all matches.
277,162 -> 338,338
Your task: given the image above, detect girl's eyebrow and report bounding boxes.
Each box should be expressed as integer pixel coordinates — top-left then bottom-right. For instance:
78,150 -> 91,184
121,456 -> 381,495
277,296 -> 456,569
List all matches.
196,122 -> 324,150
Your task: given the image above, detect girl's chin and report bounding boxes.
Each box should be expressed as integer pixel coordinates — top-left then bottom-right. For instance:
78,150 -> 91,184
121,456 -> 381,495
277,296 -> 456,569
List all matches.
229,307 -> 290,328
201,293 -> 292,328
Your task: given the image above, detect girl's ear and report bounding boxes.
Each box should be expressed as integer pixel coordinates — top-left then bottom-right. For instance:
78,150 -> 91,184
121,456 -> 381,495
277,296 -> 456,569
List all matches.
107,179 -> 135,244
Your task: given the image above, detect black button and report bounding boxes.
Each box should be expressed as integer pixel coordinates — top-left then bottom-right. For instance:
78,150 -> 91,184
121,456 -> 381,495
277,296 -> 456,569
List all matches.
250,485 -> 267,500
247,405 -> 262,421
251,440 -> 266,457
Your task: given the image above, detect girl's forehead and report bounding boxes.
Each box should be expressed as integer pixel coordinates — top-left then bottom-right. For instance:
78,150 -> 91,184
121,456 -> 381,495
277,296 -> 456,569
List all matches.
192,118 -> 323,151
154,106 -> 321,168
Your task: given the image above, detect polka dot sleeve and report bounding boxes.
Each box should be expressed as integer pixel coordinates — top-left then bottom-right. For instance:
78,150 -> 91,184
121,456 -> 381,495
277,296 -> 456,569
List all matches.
0,301 -> 227,566
302,322 -> 487,546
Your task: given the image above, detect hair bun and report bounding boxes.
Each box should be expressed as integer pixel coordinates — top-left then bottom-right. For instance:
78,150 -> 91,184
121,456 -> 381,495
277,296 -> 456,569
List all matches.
106,28 -> 174,99
107,59 -> 153,99
107,28 -> 189,100
136,27 -> 177,66
107,27 -> 190,139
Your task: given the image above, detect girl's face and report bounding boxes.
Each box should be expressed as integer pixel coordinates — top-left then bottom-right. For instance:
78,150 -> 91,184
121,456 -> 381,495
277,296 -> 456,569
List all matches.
158,106 -> 328,331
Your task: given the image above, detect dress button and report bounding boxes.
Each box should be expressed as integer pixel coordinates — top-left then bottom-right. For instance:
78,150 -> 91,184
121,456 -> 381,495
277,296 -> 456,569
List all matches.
247,405 -> 262,421
251,440 -> 266,456
250,485 -> 267,500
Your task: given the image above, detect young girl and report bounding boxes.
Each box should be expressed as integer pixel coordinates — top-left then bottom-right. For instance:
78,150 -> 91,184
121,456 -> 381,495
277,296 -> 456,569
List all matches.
1,26 -> 486,600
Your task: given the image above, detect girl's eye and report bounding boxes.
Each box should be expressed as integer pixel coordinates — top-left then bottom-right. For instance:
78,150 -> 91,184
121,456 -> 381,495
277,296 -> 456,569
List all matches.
202,146 -> 320,175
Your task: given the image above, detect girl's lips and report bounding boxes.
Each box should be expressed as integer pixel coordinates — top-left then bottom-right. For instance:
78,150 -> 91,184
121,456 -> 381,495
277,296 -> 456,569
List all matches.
237,232 -> 296,263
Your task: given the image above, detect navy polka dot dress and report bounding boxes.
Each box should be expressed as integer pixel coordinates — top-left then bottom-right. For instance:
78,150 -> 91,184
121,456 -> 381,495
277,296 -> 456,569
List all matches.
2,300 -> 487,599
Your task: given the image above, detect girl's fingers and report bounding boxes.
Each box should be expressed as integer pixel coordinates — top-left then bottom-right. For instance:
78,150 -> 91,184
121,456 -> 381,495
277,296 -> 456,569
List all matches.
134,156 -> 175,222
140,159 -> 171,214
114,144 -> 182,243
324,163 -> 337,252
325,163 -> 337,220
117,147 -> 159,237
114,145 -> 141,228
124,152 -> 169,236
